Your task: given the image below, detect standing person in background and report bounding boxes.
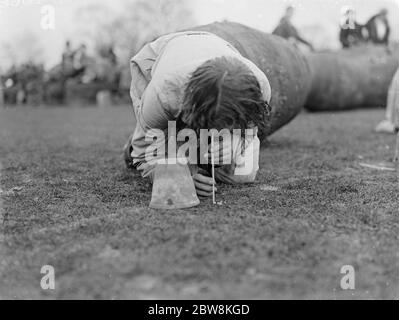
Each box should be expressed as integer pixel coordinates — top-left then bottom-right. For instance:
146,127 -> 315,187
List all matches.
62,40 -> 75,76
272,6 -> 314,51
73,44 -> 89,77
365,9 -> 390,46
339,6 -> 366,48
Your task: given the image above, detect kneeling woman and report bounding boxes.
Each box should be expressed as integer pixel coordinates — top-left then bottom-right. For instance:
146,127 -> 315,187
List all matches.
124,23 -> 310,198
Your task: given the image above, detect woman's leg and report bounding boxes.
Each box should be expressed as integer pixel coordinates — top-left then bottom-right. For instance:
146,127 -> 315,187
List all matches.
390,70 -> 399,130
376,69 -> 399,134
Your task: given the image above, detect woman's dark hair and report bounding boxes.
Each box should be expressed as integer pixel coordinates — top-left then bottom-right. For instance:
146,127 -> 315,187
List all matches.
179,56 -> 270,135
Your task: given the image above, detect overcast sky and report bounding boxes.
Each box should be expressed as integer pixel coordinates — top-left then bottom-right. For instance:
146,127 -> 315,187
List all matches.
1,0 -> 399,69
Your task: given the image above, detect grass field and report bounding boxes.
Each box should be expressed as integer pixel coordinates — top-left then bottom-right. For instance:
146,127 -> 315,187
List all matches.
0,106 -> 399,300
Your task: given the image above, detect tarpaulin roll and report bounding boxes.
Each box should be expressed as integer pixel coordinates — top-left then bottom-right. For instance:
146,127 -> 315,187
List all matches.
305,45 -> 399,111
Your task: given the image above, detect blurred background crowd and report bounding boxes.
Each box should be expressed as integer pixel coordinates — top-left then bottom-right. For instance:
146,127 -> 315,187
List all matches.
0,41 -> 121,106
0,0 -> 398,107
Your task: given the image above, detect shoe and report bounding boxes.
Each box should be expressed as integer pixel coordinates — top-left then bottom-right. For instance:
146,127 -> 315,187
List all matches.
123,135 -> 135,169
375,120 -> 396,134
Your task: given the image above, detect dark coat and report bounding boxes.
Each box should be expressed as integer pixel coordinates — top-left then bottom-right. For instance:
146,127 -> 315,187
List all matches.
365,15 -> 390,45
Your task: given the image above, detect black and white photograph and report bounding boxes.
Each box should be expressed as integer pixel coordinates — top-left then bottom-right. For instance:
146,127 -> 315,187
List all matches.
1,0 -> 399,302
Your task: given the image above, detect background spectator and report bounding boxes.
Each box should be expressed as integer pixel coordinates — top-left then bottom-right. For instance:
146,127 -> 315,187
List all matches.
339,7 -> 366,48
273,6 -> 314,51
365,8 -> 390,45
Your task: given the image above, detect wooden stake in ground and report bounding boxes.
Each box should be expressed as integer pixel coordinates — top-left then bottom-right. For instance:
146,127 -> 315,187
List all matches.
211,134 -> 216,205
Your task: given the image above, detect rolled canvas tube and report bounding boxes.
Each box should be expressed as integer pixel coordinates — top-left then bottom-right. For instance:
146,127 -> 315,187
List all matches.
305,45 -> 399,112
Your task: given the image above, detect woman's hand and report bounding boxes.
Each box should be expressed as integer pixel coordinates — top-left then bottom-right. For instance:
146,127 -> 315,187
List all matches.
204,142 -> 233,166
193,171 -> 217,198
